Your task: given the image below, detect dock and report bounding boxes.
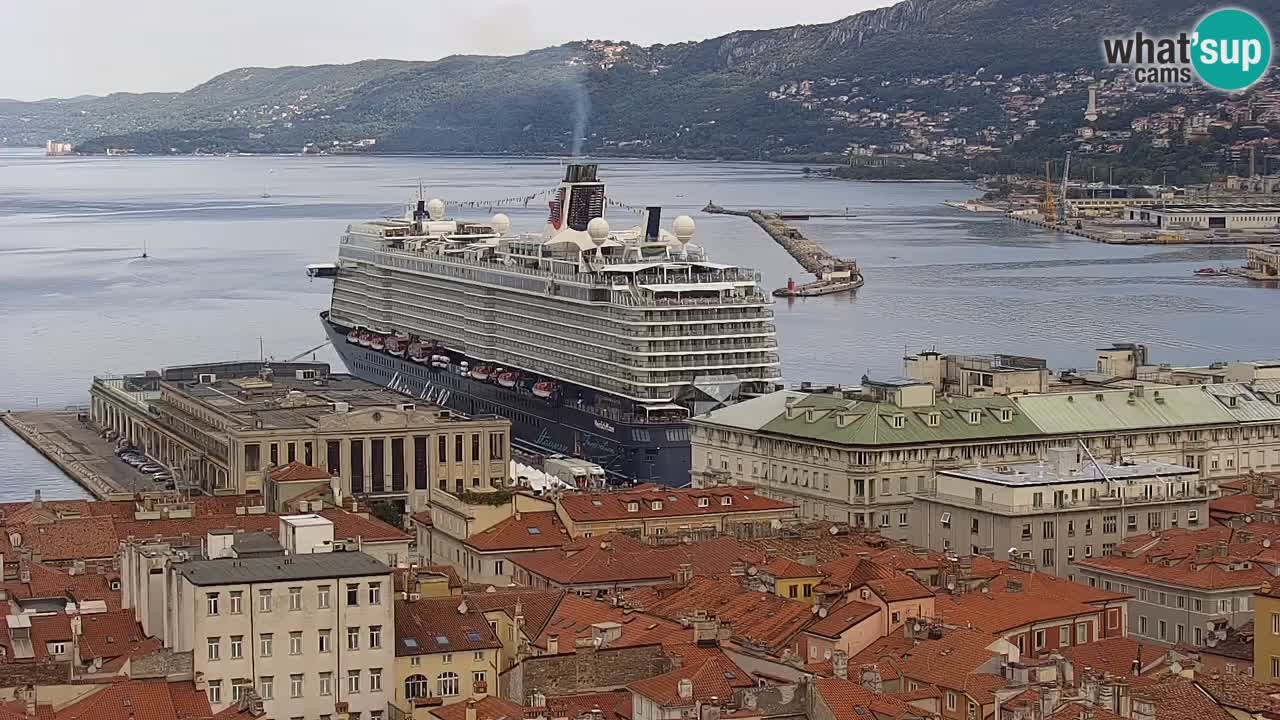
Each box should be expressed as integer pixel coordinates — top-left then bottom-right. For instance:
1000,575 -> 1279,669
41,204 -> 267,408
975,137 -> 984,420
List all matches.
703,202 -> 863,294
1,410 -> 144,499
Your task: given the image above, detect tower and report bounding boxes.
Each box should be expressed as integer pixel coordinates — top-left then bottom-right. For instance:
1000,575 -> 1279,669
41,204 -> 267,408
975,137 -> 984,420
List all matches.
1084,86 -> 1099,123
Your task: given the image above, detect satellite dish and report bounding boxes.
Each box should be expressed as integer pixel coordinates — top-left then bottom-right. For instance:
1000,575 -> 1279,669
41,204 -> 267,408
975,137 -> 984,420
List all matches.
673,215 -> 695,245
587,217 -> 610,249
427,198 -> 445,220
490,213 -> 511,235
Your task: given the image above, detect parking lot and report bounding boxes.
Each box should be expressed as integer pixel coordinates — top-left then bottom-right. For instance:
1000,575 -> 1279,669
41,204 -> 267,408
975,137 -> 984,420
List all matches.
4,411 -> 175,495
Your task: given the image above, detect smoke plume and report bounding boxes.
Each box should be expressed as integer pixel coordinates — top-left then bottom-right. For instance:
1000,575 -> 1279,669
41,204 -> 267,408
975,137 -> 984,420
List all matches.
569,79 -> 590,157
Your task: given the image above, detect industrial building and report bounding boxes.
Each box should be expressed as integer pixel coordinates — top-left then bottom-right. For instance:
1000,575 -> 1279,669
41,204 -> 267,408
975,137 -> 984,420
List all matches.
1126,204 -> 1280,230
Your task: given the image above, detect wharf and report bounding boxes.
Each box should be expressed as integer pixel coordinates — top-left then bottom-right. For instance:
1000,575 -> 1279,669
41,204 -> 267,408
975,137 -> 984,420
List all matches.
942,200 -> 1009,214
703,202 -> 863,293
1,410 -> 143,499
1010,212 -> 1276,246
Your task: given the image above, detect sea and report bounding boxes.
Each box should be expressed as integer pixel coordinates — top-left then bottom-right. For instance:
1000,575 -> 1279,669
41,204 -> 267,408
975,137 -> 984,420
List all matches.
3,148 -> 1277,500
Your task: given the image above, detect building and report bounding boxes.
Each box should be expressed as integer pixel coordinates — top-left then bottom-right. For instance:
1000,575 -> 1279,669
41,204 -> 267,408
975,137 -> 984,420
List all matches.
1125,205 -> 1280,230
461,511 -> 569,586
895,626 -> 1017,720
1075,525 -> 1277,648
421,486 -> 555,580
904,351 -> 1050,397
912,449 -> 1208,577
1245,245 -> 1280,279
554,485 -> 796,542
628,651 -> 753,720
1253,585 -> 1280,682
393,594 -> 503,719
90,361 -> 510,507
119,516 -> 395,719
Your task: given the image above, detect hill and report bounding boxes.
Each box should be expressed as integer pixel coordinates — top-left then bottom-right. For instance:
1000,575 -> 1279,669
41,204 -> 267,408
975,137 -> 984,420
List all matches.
0,0 -> 1264,171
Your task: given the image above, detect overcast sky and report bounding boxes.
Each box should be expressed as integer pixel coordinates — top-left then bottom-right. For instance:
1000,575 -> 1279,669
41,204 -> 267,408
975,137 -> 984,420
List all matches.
2,0 -> 895,101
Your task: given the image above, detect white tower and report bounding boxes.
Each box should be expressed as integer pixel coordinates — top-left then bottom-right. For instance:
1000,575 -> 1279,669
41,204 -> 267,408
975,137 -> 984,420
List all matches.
1084,86 -> 1099,124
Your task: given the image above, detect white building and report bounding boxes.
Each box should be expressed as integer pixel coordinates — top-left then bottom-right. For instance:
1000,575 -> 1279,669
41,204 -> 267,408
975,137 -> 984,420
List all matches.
122,517 -> 395,719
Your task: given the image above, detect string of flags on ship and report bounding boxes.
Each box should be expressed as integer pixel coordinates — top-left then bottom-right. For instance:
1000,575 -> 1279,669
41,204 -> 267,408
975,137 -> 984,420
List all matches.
434,189 -> 647,214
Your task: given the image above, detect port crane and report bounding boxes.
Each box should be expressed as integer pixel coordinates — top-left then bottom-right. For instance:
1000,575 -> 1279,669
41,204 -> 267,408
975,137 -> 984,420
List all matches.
1040,160 -> 1057,220
1058,151 -> 1072,224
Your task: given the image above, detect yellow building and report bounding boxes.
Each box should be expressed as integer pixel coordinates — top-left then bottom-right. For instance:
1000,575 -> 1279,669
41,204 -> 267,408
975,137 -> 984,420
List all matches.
393,589 -> 503,720
757,557 -> 824,605
1253,584 -> 1280,682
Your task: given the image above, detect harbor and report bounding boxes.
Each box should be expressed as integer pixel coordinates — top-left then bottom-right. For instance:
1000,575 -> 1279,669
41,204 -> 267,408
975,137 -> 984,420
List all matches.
0,410 -> 141,499
702,202 -> 864,296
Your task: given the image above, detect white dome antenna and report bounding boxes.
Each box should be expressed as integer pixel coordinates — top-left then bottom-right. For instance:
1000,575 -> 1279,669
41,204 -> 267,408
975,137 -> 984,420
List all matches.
672,215 -> 695,245
491,213 -> 511,235
587,217 -> 610,248
427,198 -> 445,220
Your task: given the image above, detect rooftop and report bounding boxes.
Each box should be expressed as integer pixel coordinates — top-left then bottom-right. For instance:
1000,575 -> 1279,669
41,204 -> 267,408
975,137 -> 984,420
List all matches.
396,596 -> 503,657
941,459 -> 1197,487
464,511 -> 567,552
557,486 -> 793,523
174,551 -> 390,586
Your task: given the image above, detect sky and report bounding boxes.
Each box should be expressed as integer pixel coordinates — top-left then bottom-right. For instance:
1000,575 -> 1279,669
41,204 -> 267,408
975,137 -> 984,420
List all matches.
1,0 -> 895,101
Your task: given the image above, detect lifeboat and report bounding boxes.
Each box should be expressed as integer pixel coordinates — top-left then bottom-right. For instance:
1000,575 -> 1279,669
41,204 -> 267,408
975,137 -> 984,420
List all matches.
407,342 -> 428,362
471,365 -> 491,381
346,330 -> 360,344
386,336 -> 409,357
497,371 -> 518,388
357,332 -> 373,347
370,335 -> 385,351
532,381 -> 555,399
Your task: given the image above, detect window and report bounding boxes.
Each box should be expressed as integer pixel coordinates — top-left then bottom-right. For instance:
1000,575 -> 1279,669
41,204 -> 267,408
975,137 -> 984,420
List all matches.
1273,613 -> 1280,636
1034,629 -> 1046,649
697,497 -> 709,508
971,518 -> 980,534
318,585 -> 331,609
473,671 -> 487,690
319,672 -> 333,696
1177,624 -> 1185,643
722,496 -> 733,506
1021,523 -> 1032,540
1139,616 -> 1148,635
208,680 -> 222,705
1076,622 -> 1087,644
1158,620 -> 1167,641
230,635 -> 243,659
1188,510 -> 1200,525
231,680 -> 249,702
370,668 -> 383,692
405,674 -> 429,699
1273,657 -> 1280,679
1127,514 -> 1137,531
290,631 -> 302,655
348,626 -> 360,650
259,676 -> 273,701
258,589 -> 272,613
1043,521 -> 1055,539
941,512 -> 951,527
1042,548 -> 1055,567
347,584 -> 360,607
438,672 -> 460,697
947,692 -> 957,711
370,625 -> 382,649
319,629 -> 332,653
229,591 -> 243,615
1194,598 -> 1203,612
207,637 -> 220,661
290,674 -> 304,698
368,582 -> 382,605
1059,626 -> 1070,646
495,560 -> 505,576
899,511 -> 909,527
348,670 -> 361,694
1103,515 -> 1117,534
260,633 -> 273,657
289,586 -> 302,611
206,593 -> 220,616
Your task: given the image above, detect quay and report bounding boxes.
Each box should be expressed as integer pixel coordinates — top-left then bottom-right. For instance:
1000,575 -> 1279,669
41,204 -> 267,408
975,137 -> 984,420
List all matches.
942,199 -> 1008,213
703,202 -> 863,295
1,410 -> 140,499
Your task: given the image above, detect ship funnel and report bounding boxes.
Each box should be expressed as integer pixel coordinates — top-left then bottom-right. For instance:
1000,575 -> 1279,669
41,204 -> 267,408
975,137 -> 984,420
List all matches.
547,163 -> 605,232
642,206 -> 663,241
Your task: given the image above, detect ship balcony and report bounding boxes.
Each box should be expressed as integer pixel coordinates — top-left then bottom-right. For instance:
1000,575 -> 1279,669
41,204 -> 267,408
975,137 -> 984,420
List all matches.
633,338 -> 779,353
633,323 -> 777,338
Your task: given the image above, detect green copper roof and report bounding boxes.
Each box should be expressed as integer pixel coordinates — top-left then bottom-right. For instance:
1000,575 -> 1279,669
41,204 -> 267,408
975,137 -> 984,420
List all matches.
1010,385 -> 1239,434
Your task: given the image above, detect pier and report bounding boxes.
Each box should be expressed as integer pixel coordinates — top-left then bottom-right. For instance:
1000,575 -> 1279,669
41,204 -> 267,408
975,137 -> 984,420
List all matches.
703,202 -> 863,295
1,410 -> 140,499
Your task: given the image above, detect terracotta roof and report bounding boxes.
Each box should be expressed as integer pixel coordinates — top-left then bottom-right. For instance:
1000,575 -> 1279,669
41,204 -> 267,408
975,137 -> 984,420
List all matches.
464,589 -> 566,640
53,680 -> 214,720
558,486 -> 793,523
1074,526 -> 1275,591
1057,637 -> 1166,679
1,562 -> 122,610
512,534 -> 744,586
805,600 -> 881,638
1129,675 -> 1234,720
394,565 -> 463,592
545,691 -> 632,720
431,697 -> 528,720
77,610 -> 161,665
1051,703 -> 1126,720
936,589 -> 1100,635
758,557 -> 823,580
1,517 -> 120,561
627,650 -> 752,706
1209,494 -> 1257,518
897,628 -> 1006,697
395,596 -> 503,657
864,575 -> 934,602
982,565 -> 1129,604
269,462 -> 332,482
534,594 -> 689,651
850,634 -> 916,681
26,614 -> 73,660
410,511 -> 433,527
815,678 -> 925,720
465,511 -> 568,552
1194,674 -> 1280,713
628,576 -> 814,652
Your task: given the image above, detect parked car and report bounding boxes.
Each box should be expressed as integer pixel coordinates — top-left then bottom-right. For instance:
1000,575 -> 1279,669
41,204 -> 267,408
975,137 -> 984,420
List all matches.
139,463 -> 164,473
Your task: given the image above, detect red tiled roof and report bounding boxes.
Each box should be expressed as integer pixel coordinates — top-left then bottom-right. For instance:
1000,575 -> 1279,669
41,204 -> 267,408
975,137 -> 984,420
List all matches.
936,590 -> 1099,635
431,697 -> 528,720
1195,674 -> 1280,713
897,628 -> 1006,697
629,575 -> 813,653
1074,526 -> 1275,591
815,678 -> 924,720
465,511 -> 567,552
805,600 -> 881,638
77,609 -> 160,664
395,596 -> 503,657
758,557 -> 823,580
545,691 -> 632,720
464,590 -> 566,640
534,594 -> 689,652
394,565 -> 463,592
1210,494 -> 1257,518
864,575 -> 934,602
627,650 -> 752,706
559,486 -> 793,523
512,534 -> 745,586
1057,637 -> 1165,679
1,517 -> 120,561
269,462 -> 332,482
1,562 -> 122,610
850,634 -> 916,681
53,680 -> 214,720
1129,675 -> 1234,720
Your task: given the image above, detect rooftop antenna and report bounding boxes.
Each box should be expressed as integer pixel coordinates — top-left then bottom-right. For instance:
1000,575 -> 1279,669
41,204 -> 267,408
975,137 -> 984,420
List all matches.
1077,439 -> 1124,513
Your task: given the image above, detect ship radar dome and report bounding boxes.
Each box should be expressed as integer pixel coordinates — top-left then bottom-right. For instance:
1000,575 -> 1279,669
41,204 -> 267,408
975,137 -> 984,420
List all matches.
490,213 -> 511,234
427,198 -> 445,220
587,217 -> 610,246
672,215 -> 695,243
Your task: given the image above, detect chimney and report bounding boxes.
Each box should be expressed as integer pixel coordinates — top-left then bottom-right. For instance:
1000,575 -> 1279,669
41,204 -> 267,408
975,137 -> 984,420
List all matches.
858,662 -> 881,693
467,700 -> 478,720
32,489 -> 42,510
831,651 -> 849,680
675,563 -> 693,584
678,678 -> 694,701
547,635 -> 559,655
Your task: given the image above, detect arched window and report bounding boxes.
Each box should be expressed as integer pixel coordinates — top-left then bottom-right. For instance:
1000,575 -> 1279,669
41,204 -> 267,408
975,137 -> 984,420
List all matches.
405,674 -> 429,699
437,672 -> 459,697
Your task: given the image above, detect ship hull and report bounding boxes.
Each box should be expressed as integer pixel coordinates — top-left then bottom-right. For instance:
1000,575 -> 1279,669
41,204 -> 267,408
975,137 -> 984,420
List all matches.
322,315 -> 691,486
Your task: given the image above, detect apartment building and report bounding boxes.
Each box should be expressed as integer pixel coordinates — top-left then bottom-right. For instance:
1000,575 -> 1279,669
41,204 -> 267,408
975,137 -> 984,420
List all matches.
912,449 -> 1210,578
121,515 -> 395,719
90,361 -> 510,508
692,360 -> 1280,530
554,485 -> 796,542
1253,585 -> 1280,682
421,486 -> 555,580
393,595 -> 503,719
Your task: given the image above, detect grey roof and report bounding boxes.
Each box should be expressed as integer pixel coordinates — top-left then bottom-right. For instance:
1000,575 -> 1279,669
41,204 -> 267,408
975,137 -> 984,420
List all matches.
231,532 -> 284,556
942,460 -> 1197,487
175,551 -> 390,586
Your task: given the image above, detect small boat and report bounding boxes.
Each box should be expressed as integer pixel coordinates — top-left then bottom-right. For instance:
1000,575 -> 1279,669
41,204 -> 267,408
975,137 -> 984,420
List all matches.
357,332 -> 372,347
1194,267 -> 1228,277
408,343 -> 428,362
386,336 -> 409,357
346,330 -> 360,344
370,335 -> 385,351
497,371 -> 518,388
532,381 -> 555,399
471,365 -> 491,381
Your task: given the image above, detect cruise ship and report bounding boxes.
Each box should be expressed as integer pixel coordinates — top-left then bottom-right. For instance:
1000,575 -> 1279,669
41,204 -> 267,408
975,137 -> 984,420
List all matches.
321,164 -> 780,485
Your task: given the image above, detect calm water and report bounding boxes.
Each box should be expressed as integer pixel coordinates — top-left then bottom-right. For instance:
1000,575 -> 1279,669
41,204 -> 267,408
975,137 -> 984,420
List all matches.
3,149 -> 1276,499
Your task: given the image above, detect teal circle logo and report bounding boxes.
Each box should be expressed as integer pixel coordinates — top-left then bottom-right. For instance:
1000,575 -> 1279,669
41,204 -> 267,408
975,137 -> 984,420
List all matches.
1192,8 -> 1271,91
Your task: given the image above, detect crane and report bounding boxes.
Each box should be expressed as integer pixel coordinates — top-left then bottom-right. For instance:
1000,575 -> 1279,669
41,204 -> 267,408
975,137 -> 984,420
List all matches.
1058,151 -> 1072,224
1040,160 -> 1057,220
